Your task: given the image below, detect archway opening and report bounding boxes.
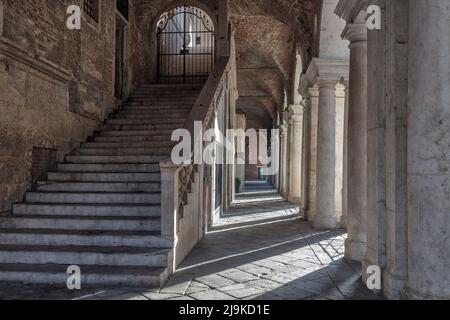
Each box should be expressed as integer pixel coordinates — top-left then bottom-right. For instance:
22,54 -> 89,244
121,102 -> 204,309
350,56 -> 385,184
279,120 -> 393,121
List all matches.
156,5 -> 216,84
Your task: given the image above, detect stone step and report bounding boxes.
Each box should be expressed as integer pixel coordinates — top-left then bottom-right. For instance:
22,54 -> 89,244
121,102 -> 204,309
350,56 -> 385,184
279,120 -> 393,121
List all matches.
0,229 -> 171,248
94,135 -> 171,143
0,215 -> 161,231
48,172 -> 161,182
13,203 -> 160,217
98,130 -> 174,137
25,192 -> 161,205
126,101 -> 195,107
65,155 -> 165,164
113,113 -> 188,120
106,118 -> 185,126
139,83 -> 202,88
126,100 -> 195,106
0,263 -> 169,288
0,245 -> 170,267
74,147 -> 172,157
117,108 -> 191,115
57,163 -> 160,173
37,182 -> 161,193
83,141 -> 174,149
101,123 -> 182,131
130,96 -> 197,100
124,105 -> 193,110
135,87 -> 202,92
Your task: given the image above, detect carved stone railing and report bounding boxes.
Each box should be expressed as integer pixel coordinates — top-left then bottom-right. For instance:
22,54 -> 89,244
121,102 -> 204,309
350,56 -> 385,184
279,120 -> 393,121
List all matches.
177,57 -> 230,218
160,56 -> 232,258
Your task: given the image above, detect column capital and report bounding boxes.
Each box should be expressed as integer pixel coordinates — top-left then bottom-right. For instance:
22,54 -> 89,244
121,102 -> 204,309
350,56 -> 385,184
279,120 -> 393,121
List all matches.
288,104 -> 304,116
317,78 -> 340,89
335,83 -> 347,98
342,22 -> 367,45
280,124 -> 288,137
308,85 -> 320,98
301,58 -> 350,93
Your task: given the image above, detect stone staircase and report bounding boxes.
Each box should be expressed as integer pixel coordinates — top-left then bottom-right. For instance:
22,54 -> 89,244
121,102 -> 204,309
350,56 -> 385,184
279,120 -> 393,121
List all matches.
0,84 -> 202,288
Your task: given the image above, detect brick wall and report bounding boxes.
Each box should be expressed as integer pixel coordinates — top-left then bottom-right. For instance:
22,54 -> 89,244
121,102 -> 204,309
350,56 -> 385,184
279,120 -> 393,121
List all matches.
0,0 -> 137,212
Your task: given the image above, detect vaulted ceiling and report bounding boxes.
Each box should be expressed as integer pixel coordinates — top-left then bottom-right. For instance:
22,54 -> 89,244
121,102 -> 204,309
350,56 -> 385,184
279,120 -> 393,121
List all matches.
230,0 -> 318,128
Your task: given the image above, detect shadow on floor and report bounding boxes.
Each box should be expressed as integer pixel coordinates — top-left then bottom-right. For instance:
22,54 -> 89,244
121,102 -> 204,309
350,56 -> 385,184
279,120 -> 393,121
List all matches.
214,181 -> 301,230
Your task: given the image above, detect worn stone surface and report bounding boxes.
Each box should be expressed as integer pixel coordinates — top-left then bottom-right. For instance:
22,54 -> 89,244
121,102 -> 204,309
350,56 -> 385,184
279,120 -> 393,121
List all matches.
0,191 -> 382,300
0,0 -> 135,212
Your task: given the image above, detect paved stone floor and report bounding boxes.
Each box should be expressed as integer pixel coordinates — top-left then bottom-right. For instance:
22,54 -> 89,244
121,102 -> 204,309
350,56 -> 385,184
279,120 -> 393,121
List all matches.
214,182 -> 300,228
0,183 -> 382,300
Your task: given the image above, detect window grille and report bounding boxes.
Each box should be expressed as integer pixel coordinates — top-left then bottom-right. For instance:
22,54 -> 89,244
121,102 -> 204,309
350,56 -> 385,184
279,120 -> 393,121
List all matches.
84,0 -> 99,23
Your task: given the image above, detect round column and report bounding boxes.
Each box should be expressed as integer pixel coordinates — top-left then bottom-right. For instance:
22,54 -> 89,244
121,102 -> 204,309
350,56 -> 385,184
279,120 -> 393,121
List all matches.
288,105 -> 304,204
405,0 -> 450,299
343,22 -> 368,262
314,80 -> 339,229
280,124 -> 289,197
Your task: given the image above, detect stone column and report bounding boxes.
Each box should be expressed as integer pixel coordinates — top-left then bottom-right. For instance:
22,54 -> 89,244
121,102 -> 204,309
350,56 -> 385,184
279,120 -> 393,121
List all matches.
283,112 -> 291,198
279,123 -> 289,198
235,114 -> 246,192
314,80 -> 339,229
335,83 -> 346,226
341,81 -> 349,229
405,0 -> 450,299
343,21 -> 368,262
307,86 -> 319,222
288,104 -> 304,204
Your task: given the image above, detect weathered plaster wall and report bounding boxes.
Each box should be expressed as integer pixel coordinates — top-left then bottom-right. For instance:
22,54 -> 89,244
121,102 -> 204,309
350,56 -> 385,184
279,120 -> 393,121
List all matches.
0,0 -> 135,212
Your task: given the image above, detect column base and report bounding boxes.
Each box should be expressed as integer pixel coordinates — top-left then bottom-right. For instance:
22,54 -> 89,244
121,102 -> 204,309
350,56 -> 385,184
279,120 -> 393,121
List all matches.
305,205 -> 316,222
288,196 -> 302,204
402,286 -> 450,300
361,258 -> 383,295
313,215 -> 338,230
361,257 -> 374,285
383,270 -> 406,300
340,214 -> 347,229
344,239 -> 367,262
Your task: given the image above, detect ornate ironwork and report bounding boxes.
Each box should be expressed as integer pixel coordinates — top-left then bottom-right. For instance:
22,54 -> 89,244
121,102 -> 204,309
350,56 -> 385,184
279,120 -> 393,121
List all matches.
157,6 -> 216,84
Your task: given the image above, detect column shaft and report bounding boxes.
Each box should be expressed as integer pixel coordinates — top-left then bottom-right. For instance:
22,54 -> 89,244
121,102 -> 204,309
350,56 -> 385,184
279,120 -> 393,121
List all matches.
314,81 -> 339,229
344,22 -> 368,262
288,106 -> 304,204
280,124 -> 289,198
405,0 -> 450,299
307,86 -> 319,222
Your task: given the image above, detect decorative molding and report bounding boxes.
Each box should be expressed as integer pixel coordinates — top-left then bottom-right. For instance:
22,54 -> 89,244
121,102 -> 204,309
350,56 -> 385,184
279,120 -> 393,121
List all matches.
335,0 -> 371,23
0,36 -> 71,84
300,58 -> 349,93
342,22 -> 367,44
288,104 -> 304,117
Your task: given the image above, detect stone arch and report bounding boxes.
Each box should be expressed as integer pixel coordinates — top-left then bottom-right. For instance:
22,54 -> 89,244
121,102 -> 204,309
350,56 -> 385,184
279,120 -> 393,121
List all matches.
148,0 -> 219,83
150,0 -> 218,33
315,0 -> 348,59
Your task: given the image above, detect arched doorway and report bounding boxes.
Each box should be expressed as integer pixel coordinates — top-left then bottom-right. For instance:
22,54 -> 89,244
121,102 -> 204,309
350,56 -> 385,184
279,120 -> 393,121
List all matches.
156,6 -> 216,84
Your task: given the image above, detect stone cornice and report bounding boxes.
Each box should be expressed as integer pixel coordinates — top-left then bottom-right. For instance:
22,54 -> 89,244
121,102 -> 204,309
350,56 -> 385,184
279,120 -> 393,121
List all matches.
335,0 -> 371,23
299,58 -> 349,94
0,36 -> 71,84
342,22 -> 367,43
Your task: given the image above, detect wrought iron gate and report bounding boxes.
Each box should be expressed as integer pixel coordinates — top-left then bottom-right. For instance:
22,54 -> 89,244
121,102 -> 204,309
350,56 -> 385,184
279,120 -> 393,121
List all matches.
157,6 -> 215,84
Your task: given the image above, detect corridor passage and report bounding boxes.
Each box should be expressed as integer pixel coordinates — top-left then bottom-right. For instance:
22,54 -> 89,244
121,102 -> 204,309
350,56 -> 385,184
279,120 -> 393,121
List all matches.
214,181 -> 299,229
148,186 -> 382,300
